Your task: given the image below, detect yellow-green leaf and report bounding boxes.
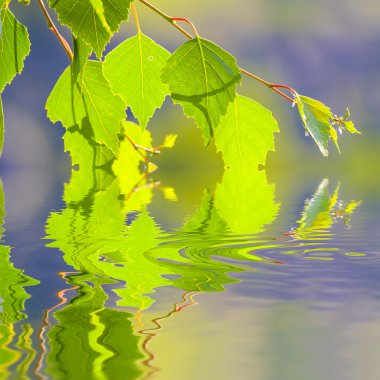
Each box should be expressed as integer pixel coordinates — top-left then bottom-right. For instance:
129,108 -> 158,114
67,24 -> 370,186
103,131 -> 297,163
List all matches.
215,95 -> 279,171
104,33 -> 170,128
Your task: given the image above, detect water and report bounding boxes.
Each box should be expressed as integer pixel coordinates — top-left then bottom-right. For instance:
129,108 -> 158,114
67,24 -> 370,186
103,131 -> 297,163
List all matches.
0,163 -> 379,380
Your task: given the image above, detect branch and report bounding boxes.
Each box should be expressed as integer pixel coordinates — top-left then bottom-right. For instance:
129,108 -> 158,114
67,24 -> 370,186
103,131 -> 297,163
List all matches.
37,0 -> 73,61
138,0 -> 297,103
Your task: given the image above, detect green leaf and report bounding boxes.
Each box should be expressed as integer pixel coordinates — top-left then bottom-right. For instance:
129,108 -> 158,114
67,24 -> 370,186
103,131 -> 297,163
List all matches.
0,8 -> 30,92
162,37 -> 241,145
89,0 -> 111,33
215,95 -> 279,171
344,120 -> 360,134
46,61 -> 126,156
104,33 -> 170,129
0,97 -> 4,157
296,95 -> 332,156
159,134 -> 177,149
49,0 -> 133,58
296,95 -> 358,156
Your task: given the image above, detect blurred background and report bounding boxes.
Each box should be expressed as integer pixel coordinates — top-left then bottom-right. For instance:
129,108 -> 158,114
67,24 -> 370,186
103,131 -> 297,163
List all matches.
1,0 -> 379,223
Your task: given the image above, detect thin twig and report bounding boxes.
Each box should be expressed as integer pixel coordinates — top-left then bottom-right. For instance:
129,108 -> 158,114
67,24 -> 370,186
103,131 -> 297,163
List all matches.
138,0 -> 297,103
37,0 -> 73,61
138,0 -> 193,39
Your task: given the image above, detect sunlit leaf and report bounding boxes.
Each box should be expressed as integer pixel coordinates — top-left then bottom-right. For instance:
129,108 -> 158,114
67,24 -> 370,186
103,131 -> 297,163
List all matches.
343,120 -> 360,134
104,33 -> 170,128
48,0 -> 133,58
159,134 -> 177,150
162,37 -> 241,145
89,0 -> 111,33
296,95 -> 332,156
46,61 -> 126,156
296,95 -> 358,156
0,8 -> 30,92
215,95 -> 279,171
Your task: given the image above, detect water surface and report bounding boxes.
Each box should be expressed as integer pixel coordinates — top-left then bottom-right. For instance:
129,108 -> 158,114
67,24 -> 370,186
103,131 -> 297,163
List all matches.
0,163 -> 379,380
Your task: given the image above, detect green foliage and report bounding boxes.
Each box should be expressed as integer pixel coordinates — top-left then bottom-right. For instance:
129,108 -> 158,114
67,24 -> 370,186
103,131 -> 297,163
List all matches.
48,0 -> 133,58
162,37 -> 241,145
0,7 -> 30,93
104,32 -> 170,129
0,1 -> 359,165
296,95 -> 358,156
46,61 -> 126,156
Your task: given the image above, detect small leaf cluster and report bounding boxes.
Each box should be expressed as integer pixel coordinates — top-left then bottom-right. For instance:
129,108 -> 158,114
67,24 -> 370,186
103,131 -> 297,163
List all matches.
0,0 -> 359,168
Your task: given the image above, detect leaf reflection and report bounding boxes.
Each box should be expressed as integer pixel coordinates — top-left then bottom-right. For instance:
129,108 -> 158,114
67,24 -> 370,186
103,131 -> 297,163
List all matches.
288,178 -> 361,239
44,155 -> 361,378
0,180 -> 39,378
43,146 -> 281,377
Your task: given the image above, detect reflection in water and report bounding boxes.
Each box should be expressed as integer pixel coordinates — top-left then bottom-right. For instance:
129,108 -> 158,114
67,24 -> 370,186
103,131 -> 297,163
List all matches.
0,180 -> 39,379
42,158 -> 361,379
41,139 -> 283,378
0,149 -> 362,379
283,179 -> 361,260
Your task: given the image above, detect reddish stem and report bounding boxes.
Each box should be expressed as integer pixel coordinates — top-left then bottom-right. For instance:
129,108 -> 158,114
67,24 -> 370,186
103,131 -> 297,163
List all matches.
171,17 -> 198,36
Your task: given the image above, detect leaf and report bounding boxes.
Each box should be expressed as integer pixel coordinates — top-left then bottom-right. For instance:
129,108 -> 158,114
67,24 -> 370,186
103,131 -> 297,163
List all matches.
215,95 -> 279,171
162,37 -> 241,145
89,0 -> 111,34
104,33 -> 170,128
344,120 -> 360,134
159,134 -> 177,149
296,95 -> 357,156
0,8 -> 30,92
296,95 -> 332,156
72,37 -> 92,82
0,97 -> 4,157
46,61 -> 126,156
49,0 -> 133,58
